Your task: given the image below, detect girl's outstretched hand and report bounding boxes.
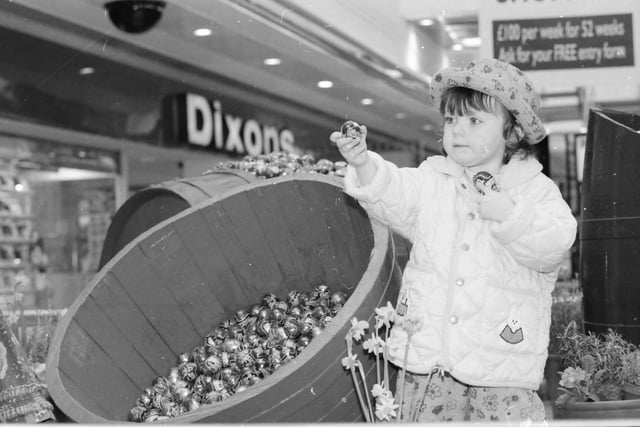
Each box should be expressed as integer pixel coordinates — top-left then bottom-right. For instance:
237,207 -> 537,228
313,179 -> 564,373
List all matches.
329,124 -> 369,167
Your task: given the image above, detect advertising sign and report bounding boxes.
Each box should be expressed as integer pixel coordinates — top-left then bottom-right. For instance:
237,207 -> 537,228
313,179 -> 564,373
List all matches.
493,14 -> 633,71
479,0 -> 640,87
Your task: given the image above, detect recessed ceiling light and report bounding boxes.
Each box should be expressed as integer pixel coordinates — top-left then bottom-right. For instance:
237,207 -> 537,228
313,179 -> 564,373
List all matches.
451,44 -> 463,51
418,18 -> 435,26
461,37 -> 482,48
384,68 -> 403,79
194,28 -> 212,37
317,80 -> 333,89
360,98 -> 374,105
264,58 -> 282,66
79,67 -> 95,76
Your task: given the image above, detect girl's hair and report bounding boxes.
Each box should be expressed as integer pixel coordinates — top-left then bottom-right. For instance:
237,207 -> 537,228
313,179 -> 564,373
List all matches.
439,86 -> 537,163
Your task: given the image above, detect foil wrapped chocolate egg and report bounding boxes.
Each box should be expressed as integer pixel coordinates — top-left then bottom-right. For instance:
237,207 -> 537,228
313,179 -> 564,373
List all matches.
129,407 -> 150,422
229,324 -> 244,340
270,308 -> 285,325
330,291 -> 347,306
135,394 -> 152,408
473,171 -> 499,195
341,120 -> 362,139
321,315 -> 333,328
193,375 -> 213,393
288,305 -> 303,318
311,305 -> 328,320
173,386 -> 192,403
287,290 -> 304,307
236,349 -> 255,369
262,293 -> 278,308
177,352 -> 191,364
297,320 -> 312,337
179,362 -> 198,382
256,319 -> 272,337
298,335 -> 311,348
222,338 -> 242,353
234,309 -> 250,325
249,303 -> 262,317
151,376 -> 169,394
244,332 -> 261,348
273,299 -> 288,313
163,402 -> 181,418
187,398 -> 200,412
203,354 -> 223,375
283,321 -> 301,339
257,308 -> 271,321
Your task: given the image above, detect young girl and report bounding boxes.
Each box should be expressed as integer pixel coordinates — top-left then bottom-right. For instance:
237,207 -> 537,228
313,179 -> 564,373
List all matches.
330,58 -> 577,423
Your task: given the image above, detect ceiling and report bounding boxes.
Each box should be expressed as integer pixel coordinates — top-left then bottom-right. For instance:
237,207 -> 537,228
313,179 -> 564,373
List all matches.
0,0 -> 450,153
0,0 -> 634,161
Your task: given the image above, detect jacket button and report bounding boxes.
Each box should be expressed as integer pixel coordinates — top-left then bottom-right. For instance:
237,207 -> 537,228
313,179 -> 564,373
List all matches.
460,243 -> 470,251
455,278 -> 465,286
449,315 -> 459,324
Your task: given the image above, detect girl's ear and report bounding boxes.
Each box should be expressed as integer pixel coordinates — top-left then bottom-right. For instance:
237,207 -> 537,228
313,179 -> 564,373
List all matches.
511,124 -> 525,142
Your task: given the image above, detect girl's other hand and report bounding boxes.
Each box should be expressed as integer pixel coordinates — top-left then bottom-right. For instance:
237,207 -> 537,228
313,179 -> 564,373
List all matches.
477,188 -> 515,222
329,125 -> 369,167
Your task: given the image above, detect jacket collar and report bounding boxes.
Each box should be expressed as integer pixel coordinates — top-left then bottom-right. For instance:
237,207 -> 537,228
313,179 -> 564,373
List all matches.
426,155 -> 543,190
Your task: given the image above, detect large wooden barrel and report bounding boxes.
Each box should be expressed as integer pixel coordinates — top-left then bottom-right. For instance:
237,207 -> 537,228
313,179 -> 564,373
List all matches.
47,174 -> 402,423
581,108 -> 640,344
100,168 -> 412,270
99,170 -> 256,268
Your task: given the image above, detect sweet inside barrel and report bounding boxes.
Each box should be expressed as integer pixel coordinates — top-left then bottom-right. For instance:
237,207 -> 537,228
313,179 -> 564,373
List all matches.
581,108 -> 640,344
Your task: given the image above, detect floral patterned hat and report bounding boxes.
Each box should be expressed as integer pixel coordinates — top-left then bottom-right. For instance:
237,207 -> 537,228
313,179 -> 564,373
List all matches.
429,58 -> 546,144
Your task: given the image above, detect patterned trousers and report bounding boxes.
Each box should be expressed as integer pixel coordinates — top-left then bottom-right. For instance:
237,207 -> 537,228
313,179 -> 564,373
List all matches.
396,370 -> 547,423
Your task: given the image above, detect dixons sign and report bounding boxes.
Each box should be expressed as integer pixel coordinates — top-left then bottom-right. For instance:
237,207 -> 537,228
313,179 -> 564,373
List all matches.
163,93 -> 295,156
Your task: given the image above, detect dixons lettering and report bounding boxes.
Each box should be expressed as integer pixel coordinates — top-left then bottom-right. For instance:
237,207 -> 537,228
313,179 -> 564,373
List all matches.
185,93 -> 295,156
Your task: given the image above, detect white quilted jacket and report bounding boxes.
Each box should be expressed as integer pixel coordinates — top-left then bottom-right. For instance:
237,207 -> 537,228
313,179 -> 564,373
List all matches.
344,151 -> 577,389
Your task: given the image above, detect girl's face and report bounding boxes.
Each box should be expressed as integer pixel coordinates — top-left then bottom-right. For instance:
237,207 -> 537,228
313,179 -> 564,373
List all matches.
442,107 -> 507,173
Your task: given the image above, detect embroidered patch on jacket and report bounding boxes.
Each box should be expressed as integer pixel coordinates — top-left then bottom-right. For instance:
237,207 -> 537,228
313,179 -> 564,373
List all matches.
499,320 -> 524,344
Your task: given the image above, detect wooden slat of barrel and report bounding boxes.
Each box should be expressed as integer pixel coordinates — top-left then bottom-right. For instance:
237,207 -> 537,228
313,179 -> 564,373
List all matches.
173,211 -> 252,313
246,185 -> 312,285
216,192 -> 292,290
138,227 -> 227,339
93,274 -> 175,374
296,180 -> 367,286
58,370 -> 108,421
58,320 -> 141,418
74,296 -> 156,388
99,170 -> 256,268
110,245 -> 203,350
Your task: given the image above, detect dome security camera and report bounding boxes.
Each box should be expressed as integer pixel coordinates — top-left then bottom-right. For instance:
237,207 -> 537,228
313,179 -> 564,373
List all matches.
104,1 -> 167,34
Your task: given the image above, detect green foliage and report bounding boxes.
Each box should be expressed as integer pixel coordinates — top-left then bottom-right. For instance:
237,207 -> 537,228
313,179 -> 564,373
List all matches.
549,280 -> 583,355
621,350 -> 640,386
556,320 -> 637,404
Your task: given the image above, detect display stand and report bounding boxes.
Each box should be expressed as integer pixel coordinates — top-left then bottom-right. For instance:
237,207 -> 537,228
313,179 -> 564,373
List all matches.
0,165 -> 36,311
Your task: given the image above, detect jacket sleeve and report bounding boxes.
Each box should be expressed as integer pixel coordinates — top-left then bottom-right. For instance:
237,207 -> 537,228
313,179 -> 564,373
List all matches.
490,174 -> 577,273
343,151 -> 424,240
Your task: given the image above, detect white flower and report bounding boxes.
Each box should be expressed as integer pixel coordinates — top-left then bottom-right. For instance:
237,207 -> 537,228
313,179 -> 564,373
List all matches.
375,393 -> 399,421
348,318 -> 369,341
362,336 -> 385,355
374,302 -> 395,329
341,354 -> 358,370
